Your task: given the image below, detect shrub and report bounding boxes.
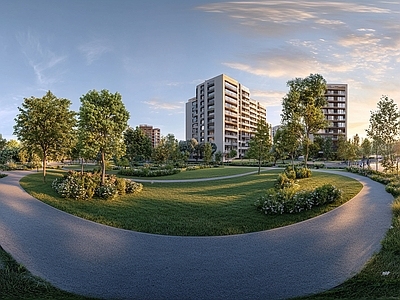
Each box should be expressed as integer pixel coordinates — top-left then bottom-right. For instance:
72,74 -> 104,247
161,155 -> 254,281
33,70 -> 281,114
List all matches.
256,183 -> 341,215
295,167 -> 312,179
0,173 -> 7,178
386,181 -> 400,197
115,177 -> 126,195
125,180 -> 143,194
95,182 -> 117,200
118,166 -> 181,177
274,173 -> 295,190
52,171 -> 143,200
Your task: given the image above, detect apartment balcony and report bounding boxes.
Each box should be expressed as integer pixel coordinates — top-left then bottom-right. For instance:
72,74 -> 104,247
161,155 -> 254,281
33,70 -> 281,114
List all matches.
225,111 -> 237,117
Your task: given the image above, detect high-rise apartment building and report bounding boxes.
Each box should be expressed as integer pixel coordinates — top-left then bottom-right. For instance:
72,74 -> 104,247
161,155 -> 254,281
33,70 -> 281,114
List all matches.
139,124 -> 161,148
185,74 -> 267,159
318,84 -> 348,146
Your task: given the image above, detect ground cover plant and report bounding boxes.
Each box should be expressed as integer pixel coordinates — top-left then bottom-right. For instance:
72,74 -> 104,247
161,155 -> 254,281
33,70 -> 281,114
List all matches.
20,169 -> 362,236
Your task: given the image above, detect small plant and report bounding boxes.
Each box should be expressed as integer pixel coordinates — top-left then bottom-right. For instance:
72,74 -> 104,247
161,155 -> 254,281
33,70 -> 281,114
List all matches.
52,171 -> 143,200
256,183 -> 342,215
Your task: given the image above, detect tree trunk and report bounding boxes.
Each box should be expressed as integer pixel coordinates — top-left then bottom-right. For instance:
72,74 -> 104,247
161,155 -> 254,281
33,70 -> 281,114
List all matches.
101,151 -> 106,185
258,158 -> 261,175
42,153 -> 47,182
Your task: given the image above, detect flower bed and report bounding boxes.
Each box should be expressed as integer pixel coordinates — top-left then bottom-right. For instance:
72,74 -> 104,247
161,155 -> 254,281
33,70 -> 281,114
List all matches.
52,171 -> 143,200
255,184 -> 342,215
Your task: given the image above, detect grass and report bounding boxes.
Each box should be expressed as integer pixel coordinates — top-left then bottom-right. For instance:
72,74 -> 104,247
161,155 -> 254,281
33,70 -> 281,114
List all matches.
19,168 -> 362,236
66,165 -> 262,180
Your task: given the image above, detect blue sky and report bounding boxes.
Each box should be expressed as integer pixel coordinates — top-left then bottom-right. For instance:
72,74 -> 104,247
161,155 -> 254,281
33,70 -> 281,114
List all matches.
1,0 -> 399,141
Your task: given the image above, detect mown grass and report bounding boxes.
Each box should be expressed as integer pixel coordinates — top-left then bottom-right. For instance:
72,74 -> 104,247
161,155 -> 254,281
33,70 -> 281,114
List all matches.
295,197 -> 400,300
65,165 -> 261,180
20,169 -> 362,236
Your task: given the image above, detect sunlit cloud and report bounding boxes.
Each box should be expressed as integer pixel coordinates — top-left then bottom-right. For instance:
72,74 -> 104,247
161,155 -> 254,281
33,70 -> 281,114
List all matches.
79,39 -> 113,65
143,99 -> 183,111
251,90 -> 285,106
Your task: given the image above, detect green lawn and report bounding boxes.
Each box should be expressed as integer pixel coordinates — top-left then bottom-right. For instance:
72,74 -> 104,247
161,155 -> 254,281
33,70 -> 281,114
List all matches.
20,168 -> 362,236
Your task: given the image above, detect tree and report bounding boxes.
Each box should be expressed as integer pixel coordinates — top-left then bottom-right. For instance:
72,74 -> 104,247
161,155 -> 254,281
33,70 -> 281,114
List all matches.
153,134 -> 179,164
281,74 -> 328,167
366,96 -> 400,172
214,150 -> 223,165
203,142 -> 213,165
247,119 -> 272,174
361,138 -> 372,168
14,91 -> 76,181
337,135 -> 359,166
272,124 -> 300,167
124,126 -> 152,163
79,89 -> 129,184
0,135 -> 6,151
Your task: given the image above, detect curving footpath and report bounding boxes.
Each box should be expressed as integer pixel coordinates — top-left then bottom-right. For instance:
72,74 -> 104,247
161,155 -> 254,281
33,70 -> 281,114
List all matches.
0,170 -> 394,300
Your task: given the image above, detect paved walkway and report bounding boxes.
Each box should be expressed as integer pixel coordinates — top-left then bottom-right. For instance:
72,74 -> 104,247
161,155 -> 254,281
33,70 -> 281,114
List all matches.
0,170 -> 394,300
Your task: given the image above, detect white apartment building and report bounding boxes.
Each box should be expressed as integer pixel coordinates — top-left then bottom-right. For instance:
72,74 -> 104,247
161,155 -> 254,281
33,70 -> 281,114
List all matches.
318,84 -> 348,146
185,74 -> 267,159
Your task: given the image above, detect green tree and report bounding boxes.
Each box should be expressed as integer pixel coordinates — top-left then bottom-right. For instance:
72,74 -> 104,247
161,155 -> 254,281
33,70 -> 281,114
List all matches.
361,138 -> 372,168
153,134 -> 179,164
0,139 -> 20,165
13,91 -> 76,181
124,126 -> 152,163
78,89 -> 129,184
0,135 -> 6,151
272,124 -> 300,167
366,96 -> 400,173
203,142 -> 213,165
214,150 -> 223,165
247,120 -> 272,174
281,74 -> 328,166
321,137 -> 334,161
337,136 -> 359,166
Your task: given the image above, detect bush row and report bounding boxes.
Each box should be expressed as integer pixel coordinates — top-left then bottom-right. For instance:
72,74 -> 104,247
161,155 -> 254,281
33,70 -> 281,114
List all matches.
52,171 -> 143,200
118,167 -> 181,177
346,167 -> 396,185
255,184 -> 342,215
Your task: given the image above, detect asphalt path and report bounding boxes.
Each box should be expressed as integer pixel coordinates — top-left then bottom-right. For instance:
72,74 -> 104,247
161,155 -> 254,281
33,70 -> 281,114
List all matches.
0,170 -> 394,300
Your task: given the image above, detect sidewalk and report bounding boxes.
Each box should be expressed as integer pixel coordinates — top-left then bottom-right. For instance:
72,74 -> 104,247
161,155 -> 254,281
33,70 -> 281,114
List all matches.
0,170 -> 394,300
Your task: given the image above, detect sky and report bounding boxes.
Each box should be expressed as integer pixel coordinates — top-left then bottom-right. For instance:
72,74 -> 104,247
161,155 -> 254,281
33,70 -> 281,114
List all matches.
0,0 -> 399,142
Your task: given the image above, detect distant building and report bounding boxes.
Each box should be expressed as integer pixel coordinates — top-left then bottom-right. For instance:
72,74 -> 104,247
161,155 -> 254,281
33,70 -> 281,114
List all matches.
185,74 -> 267,159
139,124 -> 161,148
318,84 -> 348,147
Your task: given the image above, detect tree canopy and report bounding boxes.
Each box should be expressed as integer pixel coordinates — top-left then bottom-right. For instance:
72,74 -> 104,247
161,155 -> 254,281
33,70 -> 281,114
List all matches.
124,126 -> 152,163
281,73 -> 327,166
13,91 -> 76,181
366,95 -> 400,172
78,89 -> 130,184
247,119 -> 272,174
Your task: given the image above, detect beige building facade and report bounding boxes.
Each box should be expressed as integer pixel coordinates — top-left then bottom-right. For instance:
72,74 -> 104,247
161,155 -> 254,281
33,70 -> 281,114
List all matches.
318,84 -> 348,145
185,74 -> 267,159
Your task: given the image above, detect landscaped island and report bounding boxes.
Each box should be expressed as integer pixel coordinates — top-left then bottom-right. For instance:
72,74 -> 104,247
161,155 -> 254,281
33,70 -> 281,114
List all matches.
20,167 -> 362,236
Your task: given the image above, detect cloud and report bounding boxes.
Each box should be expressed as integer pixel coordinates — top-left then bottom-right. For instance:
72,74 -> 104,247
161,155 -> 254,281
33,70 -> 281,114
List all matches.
79,39 -> 113,65
251,90 -> 285,106
16,31 -> 67,86
143,99 -> 183,111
